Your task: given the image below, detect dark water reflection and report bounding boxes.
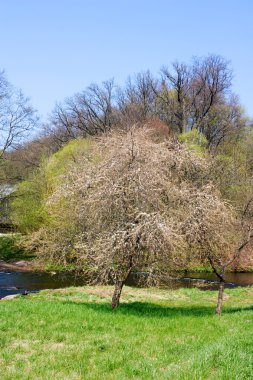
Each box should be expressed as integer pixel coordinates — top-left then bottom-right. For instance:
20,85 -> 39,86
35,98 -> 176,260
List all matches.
128,271 -> 253,290
0,271 -> 86,299
1,270 -> 253,299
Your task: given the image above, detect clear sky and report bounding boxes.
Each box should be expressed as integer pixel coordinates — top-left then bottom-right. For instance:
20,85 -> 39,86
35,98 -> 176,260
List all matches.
0,0 -> 252,120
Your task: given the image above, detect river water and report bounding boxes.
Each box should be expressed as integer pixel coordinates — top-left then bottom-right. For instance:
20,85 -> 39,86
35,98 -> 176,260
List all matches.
1,271 -> 253,299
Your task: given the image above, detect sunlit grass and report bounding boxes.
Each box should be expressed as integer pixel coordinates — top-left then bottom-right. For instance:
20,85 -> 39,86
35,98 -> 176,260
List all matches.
0,286 -> 253,379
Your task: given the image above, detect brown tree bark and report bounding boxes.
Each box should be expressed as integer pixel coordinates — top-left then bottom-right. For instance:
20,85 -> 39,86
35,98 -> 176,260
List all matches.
111,259 -> 133,309
216,281 -> 225,316
111,280 -> 124,309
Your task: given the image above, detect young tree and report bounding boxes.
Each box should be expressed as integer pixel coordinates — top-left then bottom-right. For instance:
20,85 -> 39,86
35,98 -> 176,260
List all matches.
180,187 -> 252,315
209,227 -> 253,315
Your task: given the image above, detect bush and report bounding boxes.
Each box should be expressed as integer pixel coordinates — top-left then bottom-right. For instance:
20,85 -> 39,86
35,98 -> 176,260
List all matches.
178,129 -> 208,153
11,138 -> 93,234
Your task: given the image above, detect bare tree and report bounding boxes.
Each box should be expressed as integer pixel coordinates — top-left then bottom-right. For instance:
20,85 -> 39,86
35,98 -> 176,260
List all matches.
190,55 -> 232,129
0,71 -> 38,159
159,62 -> 190,133
116,71 -> 158,128
46,55 -> 245,147
47,104 -> 78,147
158,55 -> 244,146
202,95 -> 247,148
2,134 -> 57,182
49,79 -> 117,142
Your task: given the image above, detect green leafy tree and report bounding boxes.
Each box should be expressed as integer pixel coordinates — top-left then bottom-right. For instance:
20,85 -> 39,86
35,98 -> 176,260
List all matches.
11,138 -> 93,234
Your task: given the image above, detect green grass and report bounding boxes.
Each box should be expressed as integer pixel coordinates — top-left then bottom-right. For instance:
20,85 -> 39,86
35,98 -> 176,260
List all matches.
0,234 -> 35,262
1,286 -> 253,379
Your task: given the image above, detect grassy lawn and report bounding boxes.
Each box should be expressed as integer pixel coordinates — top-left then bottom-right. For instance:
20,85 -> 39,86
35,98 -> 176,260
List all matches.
1,286 -> 253,379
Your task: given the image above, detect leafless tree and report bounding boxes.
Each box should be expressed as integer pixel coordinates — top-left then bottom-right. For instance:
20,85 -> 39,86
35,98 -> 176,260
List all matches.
159,62 -> 190,133
116,71 -> 158,128
157,55 -> 245,147
2,134 -> 57,182
46,55 -> 245,148
48,79 -> 118,143
0,71 -> 38,159
189,55 -> 232,128
202,95 -> 247,148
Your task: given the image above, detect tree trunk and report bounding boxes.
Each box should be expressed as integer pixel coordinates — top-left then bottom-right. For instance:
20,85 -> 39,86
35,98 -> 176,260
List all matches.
216,281 -> 225,316
111,280 -> 124,309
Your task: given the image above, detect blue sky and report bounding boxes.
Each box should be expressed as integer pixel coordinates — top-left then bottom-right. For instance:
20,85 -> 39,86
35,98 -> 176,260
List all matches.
0,0 -> 252,120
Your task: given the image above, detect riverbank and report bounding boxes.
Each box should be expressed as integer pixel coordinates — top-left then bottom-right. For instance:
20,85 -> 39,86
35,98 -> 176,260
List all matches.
0,259 -> 35,272
1,286 -> 253,379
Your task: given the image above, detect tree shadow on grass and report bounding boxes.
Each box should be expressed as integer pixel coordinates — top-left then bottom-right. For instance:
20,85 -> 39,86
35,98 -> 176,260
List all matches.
223,305 -> 253,314
61,300 -> 253,318
62,300 -> 216,318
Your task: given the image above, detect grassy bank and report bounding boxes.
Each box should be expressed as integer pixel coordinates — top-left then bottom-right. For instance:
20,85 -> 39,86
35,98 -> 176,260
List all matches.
1,286 -> 253,379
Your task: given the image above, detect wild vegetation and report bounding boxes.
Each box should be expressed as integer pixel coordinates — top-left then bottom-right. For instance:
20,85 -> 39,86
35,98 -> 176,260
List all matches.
1,54 -> 253,314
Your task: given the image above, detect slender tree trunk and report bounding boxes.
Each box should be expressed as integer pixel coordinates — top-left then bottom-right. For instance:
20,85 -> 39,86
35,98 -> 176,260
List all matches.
111,267 -> 133,309
216,280 -> 225,316
111,280 -> 124,309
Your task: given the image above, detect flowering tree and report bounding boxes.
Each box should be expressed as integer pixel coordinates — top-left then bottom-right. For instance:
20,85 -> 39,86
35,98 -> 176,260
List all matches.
38,125 -> 245,312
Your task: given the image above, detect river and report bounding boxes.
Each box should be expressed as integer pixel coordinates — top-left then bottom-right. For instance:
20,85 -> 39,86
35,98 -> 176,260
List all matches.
1,270 -> 253,299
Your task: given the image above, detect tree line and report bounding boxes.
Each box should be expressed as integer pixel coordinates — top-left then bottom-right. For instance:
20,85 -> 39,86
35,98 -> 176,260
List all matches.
48,54 -> 246,149
1,54 -> 248,181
